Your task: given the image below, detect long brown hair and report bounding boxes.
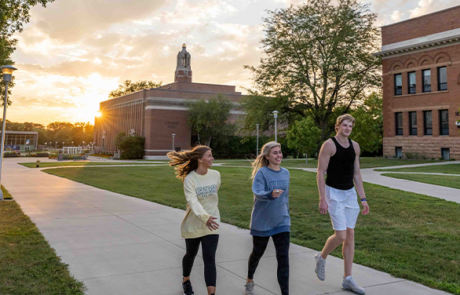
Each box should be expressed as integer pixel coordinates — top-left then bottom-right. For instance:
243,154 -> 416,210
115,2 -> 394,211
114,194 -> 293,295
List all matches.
251,141 -> 281,179
167,145 -> 211,182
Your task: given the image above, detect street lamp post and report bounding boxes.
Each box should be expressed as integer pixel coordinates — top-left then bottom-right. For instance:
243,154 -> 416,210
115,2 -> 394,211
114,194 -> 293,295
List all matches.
272,111 -> 279,142
0,65 -> 18,200
172,133 -> 175,151
256,124 -> 260,157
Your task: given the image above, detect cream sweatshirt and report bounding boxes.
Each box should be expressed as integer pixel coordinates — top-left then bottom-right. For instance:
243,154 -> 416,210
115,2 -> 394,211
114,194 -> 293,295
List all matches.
181,169 -> 221,239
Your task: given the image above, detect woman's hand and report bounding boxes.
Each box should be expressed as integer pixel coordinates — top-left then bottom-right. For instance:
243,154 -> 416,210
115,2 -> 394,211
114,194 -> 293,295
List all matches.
206,216 -> 219,231
361,201 -> 369,215
319,199 -> 328,215
272,189 -> 284,199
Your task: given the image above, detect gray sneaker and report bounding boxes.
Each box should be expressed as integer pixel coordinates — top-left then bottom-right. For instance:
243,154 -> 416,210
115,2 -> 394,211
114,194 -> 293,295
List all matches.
244,281 -> 255,295
342,276 -> 365,295
315,252 -> 326,281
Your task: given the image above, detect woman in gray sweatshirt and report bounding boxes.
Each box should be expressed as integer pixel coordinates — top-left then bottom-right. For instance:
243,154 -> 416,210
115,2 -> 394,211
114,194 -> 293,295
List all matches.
244,141 -> 291,295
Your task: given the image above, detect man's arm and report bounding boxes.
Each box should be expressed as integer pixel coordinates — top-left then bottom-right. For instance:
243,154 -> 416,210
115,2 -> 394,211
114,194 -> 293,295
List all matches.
352,141 -> 369,215
317,140 -> 334,214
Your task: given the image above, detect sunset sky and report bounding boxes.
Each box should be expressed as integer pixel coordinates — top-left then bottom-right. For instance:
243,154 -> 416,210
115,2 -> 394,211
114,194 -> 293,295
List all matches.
7,0 -> 459,125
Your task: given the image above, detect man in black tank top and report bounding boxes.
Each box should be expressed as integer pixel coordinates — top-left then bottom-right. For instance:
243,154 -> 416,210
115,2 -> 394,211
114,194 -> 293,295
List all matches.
314,114 -> 369,295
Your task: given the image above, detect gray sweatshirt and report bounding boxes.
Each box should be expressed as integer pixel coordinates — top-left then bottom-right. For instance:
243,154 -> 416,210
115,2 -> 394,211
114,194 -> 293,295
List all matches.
250,166 -> 290,237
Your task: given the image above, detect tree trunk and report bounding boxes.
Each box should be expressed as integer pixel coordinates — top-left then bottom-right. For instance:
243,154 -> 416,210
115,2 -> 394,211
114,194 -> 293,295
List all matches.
206,135 -> 212,147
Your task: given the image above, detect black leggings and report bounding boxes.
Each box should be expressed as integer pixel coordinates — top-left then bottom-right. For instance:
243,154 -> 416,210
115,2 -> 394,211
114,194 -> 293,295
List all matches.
183,234 -> 219,287
248,232 -> 290,295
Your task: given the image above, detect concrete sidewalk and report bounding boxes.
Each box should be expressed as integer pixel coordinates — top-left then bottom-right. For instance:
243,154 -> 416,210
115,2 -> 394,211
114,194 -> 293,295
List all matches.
2,158 -> 451,295
360,161 -> 460,204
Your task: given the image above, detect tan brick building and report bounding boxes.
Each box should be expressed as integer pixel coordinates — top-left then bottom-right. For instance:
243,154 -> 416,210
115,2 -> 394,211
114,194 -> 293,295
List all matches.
94,44 -> 245,159
374,6 -> 460,160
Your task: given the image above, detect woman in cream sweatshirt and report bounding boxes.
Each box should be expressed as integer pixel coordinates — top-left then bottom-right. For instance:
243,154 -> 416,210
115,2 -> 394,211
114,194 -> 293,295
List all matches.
168,145 -> 221,295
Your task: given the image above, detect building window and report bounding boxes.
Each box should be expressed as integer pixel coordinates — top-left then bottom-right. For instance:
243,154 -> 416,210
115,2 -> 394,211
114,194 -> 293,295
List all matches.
394,74 -> 402,95
441,148 -> 450,160
409,112 -> 417,135
408,72 -> 416,94
395,112 -> 403,135
438,67 -> 447,91
422,69 -> 431,92
395,147 -> 402,158
439,109 -> 449,135
424,111 -> 432,135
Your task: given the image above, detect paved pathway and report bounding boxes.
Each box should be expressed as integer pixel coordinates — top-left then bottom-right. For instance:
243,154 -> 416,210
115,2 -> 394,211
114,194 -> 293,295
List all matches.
2,157 -> 453,295
360,161 -> 460,204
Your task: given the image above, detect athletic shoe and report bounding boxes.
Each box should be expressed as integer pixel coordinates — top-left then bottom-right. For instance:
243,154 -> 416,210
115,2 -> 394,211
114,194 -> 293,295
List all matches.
315,252 -> 326,281
342,276 -> 365,295
244,281 -> 255,295
182,279 -> 194,295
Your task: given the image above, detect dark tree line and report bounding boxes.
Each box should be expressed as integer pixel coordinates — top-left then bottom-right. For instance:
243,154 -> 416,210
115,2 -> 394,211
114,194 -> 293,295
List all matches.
2,120 -> 94,146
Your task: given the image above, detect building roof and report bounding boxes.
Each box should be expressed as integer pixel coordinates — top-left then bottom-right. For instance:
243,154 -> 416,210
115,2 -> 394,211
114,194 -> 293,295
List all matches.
373,28 -> 460,58
380,5 -> 460,28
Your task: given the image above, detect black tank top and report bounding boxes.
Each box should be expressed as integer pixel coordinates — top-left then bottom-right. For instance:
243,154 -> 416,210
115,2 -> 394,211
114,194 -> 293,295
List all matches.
325,137 -> 355,190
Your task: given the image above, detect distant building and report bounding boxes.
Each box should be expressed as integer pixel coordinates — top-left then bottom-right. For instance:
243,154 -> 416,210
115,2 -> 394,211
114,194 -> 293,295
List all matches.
94,44 -> 246,159
1,131 -> 38,151
374,6 -> 460,160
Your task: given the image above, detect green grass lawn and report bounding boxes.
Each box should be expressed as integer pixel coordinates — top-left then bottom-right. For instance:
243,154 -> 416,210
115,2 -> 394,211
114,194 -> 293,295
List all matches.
214,157 -> 441,169
377,163 -> 460,174
43,165 -> 460,294
19,162 -> 166,168
382,173 -> 460,190
0,186 -> 85,294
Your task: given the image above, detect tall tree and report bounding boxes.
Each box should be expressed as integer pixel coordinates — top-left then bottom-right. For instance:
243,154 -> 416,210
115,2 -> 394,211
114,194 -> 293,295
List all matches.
286,117 -> 322,158
243,0 -> 381,150
1,0 -> 55,105
349,92 -> 383,154
108,80 -> 162,98
186,94 -> 236,146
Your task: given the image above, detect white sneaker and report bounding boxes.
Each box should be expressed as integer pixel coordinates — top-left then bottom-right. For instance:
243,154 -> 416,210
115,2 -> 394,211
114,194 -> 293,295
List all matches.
244,281 -> 255,295
314,252 -> 326,281
342,276 -> 365,295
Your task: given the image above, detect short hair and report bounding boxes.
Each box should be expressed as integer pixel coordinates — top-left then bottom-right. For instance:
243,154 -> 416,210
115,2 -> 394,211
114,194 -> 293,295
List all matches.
335,114 -> 355,132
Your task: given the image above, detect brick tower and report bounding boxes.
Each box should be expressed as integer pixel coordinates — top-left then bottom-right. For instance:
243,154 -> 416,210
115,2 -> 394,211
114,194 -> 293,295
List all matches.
175,44 -> 192,83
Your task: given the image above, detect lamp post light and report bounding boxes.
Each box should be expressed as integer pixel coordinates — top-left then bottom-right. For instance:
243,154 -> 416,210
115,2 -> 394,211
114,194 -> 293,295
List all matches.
0,65 -> 18,200
172,133 -> 175,151
62,142 -> 64,148
272,110 -> 279,142
256,124 -> 260,157
71,141 -> 74,146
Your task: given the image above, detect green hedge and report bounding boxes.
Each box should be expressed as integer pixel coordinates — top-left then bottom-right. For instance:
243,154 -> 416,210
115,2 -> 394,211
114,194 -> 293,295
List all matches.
119,136 -> 145,159
210,136 -> 298,159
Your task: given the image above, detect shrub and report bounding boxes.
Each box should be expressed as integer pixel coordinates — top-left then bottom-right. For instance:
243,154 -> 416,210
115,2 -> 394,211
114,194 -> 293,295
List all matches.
404,152 -> 421,159
210,136 -> 297,159
119,136 -> 145,159
4,151 -> 19,157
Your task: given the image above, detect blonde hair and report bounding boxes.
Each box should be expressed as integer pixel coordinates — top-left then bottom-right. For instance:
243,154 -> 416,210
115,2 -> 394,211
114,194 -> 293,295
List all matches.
335,114 -> 355,132
251,141 -> 281,179
167,145 -> 211,182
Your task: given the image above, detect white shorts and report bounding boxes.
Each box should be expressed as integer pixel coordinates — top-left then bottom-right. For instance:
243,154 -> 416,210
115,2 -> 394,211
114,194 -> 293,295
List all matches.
325,185 -> 360,231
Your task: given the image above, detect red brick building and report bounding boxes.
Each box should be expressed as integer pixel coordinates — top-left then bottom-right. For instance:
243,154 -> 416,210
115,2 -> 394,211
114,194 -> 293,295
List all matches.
374,6 -> 460,160
94,44 -> 245,159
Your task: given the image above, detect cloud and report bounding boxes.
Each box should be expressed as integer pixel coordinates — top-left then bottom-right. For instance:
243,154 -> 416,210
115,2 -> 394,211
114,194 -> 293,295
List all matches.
157,0 -> 238,25
28,0 -> 168,43
390,10 -> 404,22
